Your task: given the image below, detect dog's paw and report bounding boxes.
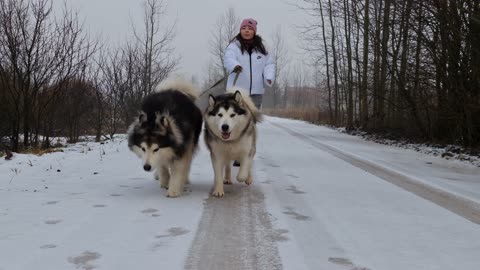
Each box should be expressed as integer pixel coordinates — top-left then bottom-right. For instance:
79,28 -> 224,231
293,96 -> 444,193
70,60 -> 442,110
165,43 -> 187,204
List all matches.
245,175 -> 253,185
236,174 -> 247,183
160,179 -> 169,189
166,189 -> 181,198
212,188 -> 224,197
223,178 -> 232,185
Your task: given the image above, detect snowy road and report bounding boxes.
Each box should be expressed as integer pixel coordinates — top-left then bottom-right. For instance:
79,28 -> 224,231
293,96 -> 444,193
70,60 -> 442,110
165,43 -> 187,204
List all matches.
1,117 -> 480,270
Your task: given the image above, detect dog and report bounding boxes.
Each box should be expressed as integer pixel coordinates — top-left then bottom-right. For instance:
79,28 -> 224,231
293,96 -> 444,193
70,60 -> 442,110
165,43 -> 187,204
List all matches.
203,87 -> 262,197
127,78 -> 203,197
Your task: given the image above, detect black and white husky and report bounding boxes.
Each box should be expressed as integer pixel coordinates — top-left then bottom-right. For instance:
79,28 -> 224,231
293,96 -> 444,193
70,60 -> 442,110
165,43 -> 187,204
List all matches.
127,79 -> 203,197
204,88 -> 262,197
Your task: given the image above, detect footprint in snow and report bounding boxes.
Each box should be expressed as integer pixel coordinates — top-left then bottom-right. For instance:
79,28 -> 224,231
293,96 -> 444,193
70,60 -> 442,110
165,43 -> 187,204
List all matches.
40,244 -> 57,249
45,219 -> 62,225
141,208 -> 158,214
282,207 -> 311,221
45,201 -> 59,205
155,227 -> 189,238
68,251 -> 101,270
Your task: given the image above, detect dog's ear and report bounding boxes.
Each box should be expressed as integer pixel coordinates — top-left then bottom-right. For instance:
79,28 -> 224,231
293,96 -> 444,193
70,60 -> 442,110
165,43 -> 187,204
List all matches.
234,90 -> 243,105
160,116 -> 169,127
151,113 -> 170,136
208,94 -> 216,108
155,112 -> 169,128
138,111 -> 147,123
154,114 -> 183,144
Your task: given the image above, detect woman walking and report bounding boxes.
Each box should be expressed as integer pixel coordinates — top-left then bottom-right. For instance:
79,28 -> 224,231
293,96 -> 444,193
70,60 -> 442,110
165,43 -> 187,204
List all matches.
224,18 -> 275,109
224,18 -> 275,166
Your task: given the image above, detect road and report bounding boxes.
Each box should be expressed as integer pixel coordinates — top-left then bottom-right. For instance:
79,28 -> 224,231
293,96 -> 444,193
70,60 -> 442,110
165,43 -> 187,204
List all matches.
187,117 -> 480,270
1,117 -> 479,270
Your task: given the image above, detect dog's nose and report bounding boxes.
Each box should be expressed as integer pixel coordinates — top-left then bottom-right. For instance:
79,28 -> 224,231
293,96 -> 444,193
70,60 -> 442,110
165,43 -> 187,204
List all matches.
221,124 -> 229,132
143,164 -> 152,171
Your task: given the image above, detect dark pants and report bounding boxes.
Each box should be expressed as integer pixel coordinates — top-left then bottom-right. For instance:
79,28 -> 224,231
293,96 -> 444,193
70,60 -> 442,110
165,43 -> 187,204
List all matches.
250,94 -> 263,109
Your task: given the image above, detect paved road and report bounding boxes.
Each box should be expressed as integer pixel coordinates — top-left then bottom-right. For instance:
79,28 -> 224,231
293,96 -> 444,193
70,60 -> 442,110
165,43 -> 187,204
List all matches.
2,117 -> 479,270
184,118 -> 480,270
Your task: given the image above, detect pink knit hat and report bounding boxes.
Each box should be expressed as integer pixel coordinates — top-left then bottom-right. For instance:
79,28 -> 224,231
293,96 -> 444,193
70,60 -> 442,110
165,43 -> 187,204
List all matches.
240,18 -> 257,33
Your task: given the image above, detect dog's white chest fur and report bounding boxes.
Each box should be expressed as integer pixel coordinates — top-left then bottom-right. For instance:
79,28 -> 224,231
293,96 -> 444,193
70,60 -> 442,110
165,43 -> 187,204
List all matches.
209,135 -> 254,160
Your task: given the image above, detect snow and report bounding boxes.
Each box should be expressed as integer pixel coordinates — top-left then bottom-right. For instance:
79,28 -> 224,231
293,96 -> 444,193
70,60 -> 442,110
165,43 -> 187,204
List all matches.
257,117 -> 480,270
0,138 -> 210,270
273,118 -> 480,204
1,116 -> 480,270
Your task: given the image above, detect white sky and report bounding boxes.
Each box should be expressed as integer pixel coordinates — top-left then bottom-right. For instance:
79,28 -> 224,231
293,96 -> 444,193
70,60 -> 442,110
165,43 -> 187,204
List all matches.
1,116 -> 480,269
54,0 -> 306,81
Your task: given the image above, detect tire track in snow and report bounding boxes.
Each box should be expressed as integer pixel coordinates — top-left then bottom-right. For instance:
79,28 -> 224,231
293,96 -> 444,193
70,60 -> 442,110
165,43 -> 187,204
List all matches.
270,121 -> 480,225
185,185 -> 282,270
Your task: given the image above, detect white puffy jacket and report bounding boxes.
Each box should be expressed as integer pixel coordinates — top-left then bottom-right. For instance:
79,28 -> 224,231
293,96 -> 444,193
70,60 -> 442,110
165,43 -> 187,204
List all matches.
224,40 -> 275,95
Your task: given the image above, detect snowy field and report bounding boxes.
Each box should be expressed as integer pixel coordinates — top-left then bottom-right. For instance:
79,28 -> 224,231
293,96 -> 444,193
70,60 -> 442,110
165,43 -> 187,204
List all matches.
1,116 -> 479,270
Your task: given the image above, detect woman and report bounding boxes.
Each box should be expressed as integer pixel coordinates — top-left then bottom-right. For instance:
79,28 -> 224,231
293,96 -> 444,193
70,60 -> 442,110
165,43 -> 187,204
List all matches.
224,18 -> 275,109
224,18 -> 275,166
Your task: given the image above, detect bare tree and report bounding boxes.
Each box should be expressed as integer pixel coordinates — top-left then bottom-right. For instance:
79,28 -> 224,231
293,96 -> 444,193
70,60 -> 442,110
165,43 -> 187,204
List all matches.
268,26 -> 288,108
360,0 -> 370,127
293,0 -> 479,147
209,7 -> 240,79
132,0 -> 179,95
86,58 -> 107,142
343,0 -> 354,129
0,0 -> 96,151
375,0 -> 391,129
327,0 -> 341,123
97,47 -> 125,138
318,0 -> 334,123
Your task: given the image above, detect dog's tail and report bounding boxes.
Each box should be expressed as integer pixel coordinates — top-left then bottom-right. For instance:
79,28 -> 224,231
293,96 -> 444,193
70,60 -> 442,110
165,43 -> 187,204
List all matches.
155,77 -> 199,101
226,86 -> 263,123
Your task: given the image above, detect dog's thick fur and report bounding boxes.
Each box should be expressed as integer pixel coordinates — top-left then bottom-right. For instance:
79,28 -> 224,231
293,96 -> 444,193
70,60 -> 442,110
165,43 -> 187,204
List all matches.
204,87 -> 262,197
127,78 -> 203,197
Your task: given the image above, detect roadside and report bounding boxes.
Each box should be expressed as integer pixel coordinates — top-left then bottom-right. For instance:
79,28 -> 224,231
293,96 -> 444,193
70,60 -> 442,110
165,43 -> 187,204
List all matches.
341,128 -> 480,167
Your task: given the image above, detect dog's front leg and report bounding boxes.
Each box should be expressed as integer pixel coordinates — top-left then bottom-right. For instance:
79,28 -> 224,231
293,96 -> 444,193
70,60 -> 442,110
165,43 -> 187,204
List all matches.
237,157 -> 252,184
224,164 -> 232,184
158,165 -> 170,189
166,158 -> 189,198
211,154 -> 225,197
182,146 -> 194,186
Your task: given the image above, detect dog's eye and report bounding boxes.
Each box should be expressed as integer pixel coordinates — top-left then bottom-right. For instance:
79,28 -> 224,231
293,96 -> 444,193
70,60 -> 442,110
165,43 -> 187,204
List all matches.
218,113 -> 223,117
230,114 -> 235,118
141,147 -> 146,152
153,148 -> 160,152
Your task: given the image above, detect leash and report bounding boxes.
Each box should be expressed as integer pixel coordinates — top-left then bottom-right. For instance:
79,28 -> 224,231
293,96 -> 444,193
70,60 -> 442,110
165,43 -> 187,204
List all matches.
199,70 -> 241,97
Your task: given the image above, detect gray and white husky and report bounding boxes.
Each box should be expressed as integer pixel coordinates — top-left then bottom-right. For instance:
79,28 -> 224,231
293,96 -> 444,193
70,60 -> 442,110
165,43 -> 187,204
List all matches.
204,88 -> 262,197
127,79 -> 203,197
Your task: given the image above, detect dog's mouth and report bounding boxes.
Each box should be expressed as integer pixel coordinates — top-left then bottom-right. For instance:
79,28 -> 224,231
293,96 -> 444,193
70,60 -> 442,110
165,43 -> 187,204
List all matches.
221,132 -> 231,140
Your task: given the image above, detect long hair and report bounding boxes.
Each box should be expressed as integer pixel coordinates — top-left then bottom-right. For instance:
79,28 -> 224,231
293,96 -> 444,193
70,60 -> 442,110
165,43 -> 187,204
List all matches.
231,33 -> 268,55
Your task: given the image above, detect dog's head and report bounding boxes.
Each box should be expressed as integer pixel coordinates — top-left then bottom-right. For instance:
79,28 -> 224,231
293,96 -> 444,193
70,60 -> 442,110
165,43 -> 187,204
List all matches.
205,90 -> 257,142
127,112 -> 181,171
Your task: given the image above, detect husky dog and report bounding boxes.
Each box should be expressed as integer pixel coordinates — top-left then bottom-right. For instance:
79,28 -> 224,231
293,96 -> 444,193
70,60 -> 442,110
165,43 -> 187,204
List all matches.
127,79 -> 203,197
204,88 -> 262,197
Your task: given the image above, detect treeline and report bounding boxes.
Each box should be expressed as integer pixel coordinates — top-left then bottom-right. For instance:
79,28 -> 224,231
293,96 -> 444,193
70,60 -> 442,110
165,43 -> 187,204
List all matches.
290,0 -> 480,147
0,0 -> 177,152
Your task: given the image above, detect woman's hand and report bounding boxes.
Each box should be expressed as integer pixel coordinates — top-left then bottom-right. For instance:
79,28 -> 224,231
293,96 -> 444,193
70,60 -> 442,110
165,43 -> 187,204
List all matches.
233,65 -> 242,73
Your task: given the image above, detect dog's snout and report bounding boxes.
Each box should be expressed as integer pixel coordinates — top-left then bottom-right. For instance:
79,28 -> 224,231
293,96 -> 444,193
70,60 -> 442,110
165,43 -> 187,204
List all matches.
143,164 -> 152,171
221,124 -> 229,132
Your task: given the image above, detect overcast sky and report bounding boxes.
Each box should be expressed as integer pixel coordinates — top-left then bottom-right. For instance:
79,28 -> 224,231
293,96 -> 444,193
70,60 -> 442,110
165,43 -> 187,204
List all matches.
54,0 -> 306,82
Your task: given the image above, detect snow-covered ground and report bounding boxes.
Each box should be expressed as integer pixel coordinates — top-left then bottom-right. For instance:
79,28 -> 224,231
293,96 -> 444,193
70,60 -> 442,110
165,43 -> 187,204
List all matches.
339,128 -> 480,167
1,116 -> 479,270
